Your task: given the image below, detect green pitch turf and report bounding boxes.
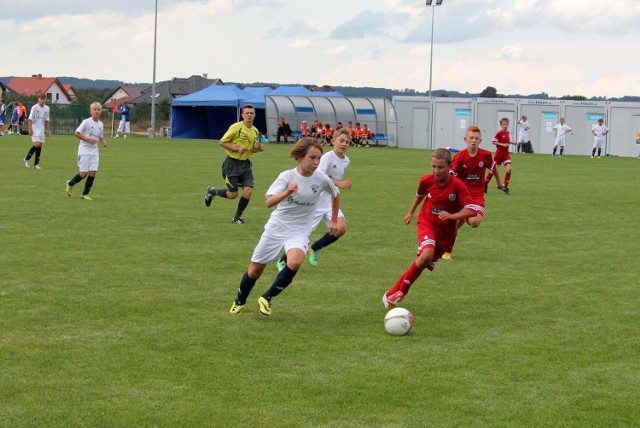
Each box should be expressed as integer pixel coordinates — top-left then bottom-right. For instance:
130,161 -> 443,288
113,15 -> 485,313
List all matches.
1,135 -> 639,426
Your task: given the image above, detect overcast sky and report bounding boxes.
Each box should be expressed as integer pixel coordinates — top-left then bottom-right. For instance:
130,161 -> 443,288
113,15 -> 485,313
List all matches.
3,0 -> 640,98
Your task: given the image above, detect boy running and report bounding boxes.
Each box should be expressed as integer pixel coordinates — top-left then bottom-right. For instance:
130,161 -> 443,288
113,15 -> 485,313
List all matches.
442,126 -> 493,259
382,148 -> 476,309
229,138 -> 340,316
485,117 -> 514,195
277,127 -> 352,270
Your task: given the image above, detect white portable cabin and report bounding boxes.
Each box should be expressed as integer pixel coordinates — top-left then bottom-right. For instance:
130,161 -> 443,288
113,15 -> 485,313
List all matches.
602,102 -> 640,157
393,96 -> 432,149
264,95 -> 397,146
516,99 -> 562,154
561,100 -> 608,156
475,98 -> 518,151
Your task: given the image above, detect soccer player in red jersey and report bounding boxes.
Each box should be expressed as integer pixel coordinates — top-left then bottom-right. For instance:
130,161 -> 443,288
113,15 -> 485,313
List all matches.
382,148 -> 476,309
441,126 -> 494,259
485,117 -> 515,195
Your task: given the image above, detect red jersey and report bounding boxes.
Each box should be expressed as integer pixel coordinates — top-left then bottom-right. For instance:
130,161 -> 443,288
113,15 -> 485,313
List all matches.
493,129 -> 511,163
416,174 -> 474,239
451,148 -> 493,198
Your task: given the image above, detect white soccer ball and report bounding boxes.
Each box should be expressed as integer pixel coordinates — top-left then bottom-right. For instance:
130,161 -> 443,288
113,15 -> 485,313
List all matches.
384,307 -> 414,336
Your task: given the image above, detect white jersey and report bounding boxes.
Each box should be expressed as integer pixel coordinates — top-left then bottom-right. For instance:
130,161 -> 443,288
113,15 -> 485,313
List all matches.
554,124 -> 571,138
76,117 -> 104,156
264,167 -> 339,237
315,150 -> 350,215
29,104 -> 50,138
592,123 -> 609,139
517,119 -> 530,142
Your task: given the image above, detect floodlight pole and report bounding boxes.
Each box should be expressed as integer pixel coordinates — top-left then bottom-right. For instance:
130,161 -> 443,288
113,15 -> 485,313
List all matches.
150,0 -> 158,138
425,0 -> 443,150
426,0 -> 444,99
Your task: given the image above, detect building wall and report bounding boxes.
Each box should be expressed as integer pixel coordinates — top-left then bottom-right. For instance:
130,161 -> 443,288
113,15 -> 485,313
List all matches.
392,96 -> 640,158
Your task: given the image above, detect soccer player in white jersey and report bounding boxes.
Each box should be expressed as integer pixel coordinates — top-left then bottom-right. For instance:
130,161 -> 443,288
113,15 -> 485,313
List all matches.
24,95 -> 50,169
591,118 -> 609,158
229,138 -> 340,317
516,115 -> 530,154
276,127 -> 352,270
65,102 -> 108,200
552,118 -> 572,157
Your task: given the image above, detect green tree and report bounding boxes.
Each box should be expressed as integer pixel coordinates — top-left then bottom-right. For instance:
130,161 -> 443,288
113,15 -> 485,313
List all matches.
559,95 -> 587,100
479,86 -> 498,98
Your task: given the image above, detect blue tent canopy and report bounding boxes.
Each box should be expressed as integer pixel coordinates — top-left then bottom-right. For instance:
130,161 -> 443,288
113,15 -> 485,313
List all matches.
171,84 -> 343,140
171,84 -> 256,139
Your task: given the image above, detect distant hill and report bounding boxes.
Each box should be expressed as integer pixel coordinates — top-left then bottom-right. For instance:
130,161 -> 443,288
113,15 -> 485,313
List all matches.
0,76 -> 146,89
2,76 -> 639,102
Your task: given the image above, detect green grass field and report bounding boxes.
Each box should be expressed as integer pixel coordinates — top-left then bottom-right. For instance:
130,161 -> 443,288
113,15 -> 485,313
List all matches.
1,134 -> 639,427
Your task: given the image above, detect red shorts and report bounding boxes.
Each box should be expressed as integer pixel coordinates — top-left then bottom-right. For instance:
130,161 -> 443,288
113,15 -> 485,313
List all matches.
494,152 -> 512,166
417,222 -> 456,263
468,194 -> 485,217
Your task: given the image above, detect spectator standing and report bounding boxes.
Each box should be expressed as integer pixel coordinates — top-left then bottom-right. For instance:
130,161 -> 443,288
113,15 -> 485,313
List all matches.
203,104 -> 265,224
552,117 -> 572,157
517,115 -> 530,153
114,101 -> 131,139
0,99 -> 6,136
18,102 -> 27,133
24,95 -> 50,169
10,101 -> 19,135
591,118 -> 609,158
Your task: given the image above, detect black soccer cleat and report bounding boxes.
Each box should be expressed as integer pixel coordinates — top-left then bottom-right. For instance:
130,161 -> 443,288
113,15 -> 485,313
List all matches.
204,186 -> 215,207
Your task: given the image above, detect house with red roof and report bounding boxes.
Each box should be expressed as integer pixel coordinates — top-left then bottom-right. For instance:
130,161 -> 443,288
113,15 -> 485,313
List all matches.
103,84 -> 147,111
7,74 -> 72,104
63,84 -> 78,102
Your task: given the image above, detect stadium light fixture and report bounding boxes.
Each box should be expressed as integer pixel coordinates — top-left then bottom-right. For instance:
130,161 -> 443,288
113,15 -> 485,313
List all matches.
425,0 -> 444,99
150,0 -> 158,138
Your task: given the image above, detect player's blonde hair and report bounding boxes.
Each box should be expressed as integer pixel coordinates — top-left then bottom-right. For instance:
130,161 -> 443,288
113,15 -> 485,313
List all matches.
90,102 -> 102,111
333,127 -> 351,140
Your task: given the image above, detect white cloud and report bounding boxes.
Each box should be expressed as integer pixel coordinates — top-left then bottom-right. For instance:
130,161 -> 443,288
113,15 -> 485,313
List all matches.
3,0 -> 640,98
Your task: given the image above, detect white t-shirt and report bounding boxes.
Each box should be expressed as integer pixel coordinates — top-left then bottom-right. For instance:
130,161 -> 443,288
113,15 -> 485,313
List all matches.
76,117 -> 104,156
29,104 -> 50,137
517,119 -> 530,142
554,124 -> 571,138
264,168 -> 339,236
315,150 -> 350,215
592,124 -> 609,140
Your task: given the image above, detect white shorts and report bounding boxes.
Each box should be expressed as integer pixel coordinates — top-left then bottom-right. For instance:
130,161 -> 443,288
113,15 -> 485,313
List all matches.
31,135 -> 45,143
78,154 -> 99,172
250,230 -> 309,264
517,133 -> 528,143
311,209 -> 345,233
117,120 -> 130,133
593,138 -> 605,149
554,136 -> 566,147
